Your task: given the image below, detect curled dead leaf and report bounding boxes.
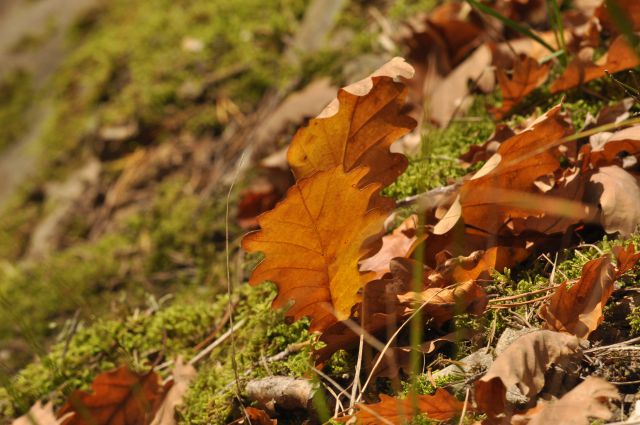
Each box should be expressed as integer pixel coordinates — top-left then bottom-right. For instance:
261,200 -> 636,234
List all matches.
512,376 -> 619,425
359,214 -> 418,279
539,255 -> 615,339
475,330 -> 581,418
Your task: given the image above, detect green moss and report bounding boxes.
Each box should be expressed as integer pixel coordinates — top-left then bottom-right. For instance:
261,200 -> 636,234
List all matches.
0,292 -> 223,418
385,99 -> 494,199
180,283 -> 315,424
388,0 -> 438,19
0,70 -> 33,152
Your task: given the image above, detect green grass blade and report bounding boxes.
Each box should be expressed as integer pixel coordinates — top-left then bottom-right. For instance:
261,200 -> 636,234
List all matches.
604,0 -> 640,57
466,0 -> 556,54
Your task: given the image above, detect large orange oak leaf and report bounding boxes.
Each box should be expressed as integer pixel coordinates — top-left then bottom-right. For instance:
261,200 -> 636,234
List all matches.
287,58 -> 416,188
341,389 -> 464,424
475,330 -> 581,418
551,36 -> 640,93
539,255 -> 616,339
492,54 -> 550,119
58,366 -> 165,425
242,166 -> 391,332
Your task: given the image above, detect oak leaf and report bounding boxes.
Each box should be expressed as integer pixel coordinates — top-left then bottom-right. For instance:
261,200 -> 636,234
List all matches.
287,57 -> 416,188
539,256 -> 615,339
58,366 -> 165,425
586,165 -> 640,236
511,377 -> 619,425
436,105 -> 574,236
613,243 -> 640,277
492,55 -> 550,119
242,166 -> 390,332
344,389 -> 464,424
584,124 -> 640,169
551,36 -> 640,93
316,258 -> 485,362
359,215 -> 418,279
397,280 -> 488,327
475,330 -> 581,417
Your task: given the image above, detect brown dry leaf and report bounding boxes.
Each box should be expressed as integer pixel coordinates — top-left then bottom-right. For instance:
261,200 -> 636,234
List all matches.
512,376 -> 619,425
372,331 -> 465,379
242,166 -> 390,332
613,243 -> 640,277
59,366 -> 165,425
149,358 -> 197,425
492,55 -> 550,119
360,215 -> 418,279
475,330 -> 581,418
459,124 -> 515,167
596,0 -> 640,32
317,258 -> 484,362
399,3 -> 484,75
287,57 -> 416,187
428,44 -> 494,127
585,165 -> 640,236
436,104 -> 574,236
551,36 -> 640,93
236,167 -> 294,229
315,258 -> 422,362
449,246 -> 530,283
585,124 -> 640,169
398,280 -> 488,327
539,255 -> 615,339
12,401 -> 64,425
243,407 -> 276,425
344,389 -> 464,424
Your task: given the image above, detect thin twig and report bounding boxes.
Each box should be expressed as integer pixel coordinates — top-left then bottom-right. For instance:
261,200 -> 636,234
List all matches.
225,151 -> 247,397
189,319 -> 246,366
489,293 -> 554,309
585,336 -> 640,353
458,388 -> 470,425
395,183 -> 459,208
489,284 -> 560,303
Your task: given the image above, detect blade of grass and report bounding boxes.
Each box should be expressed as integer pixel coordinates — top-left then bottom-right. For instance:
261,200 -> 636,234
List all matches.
466,0 -> 557,54
546,0 -> 567,65
604,0 -> 640,57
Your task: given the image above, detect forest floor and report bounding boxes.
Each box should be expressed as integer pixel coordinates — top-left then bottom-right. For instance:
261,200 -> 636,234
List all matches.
2,0 -> 640,424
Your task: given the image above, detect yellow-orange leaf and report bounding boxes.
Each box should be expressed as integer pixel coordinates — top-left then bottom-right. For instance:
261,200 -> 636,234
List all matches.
242,166 -> 391,332
341,389 -> 464,424
287,58 -> 416,188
